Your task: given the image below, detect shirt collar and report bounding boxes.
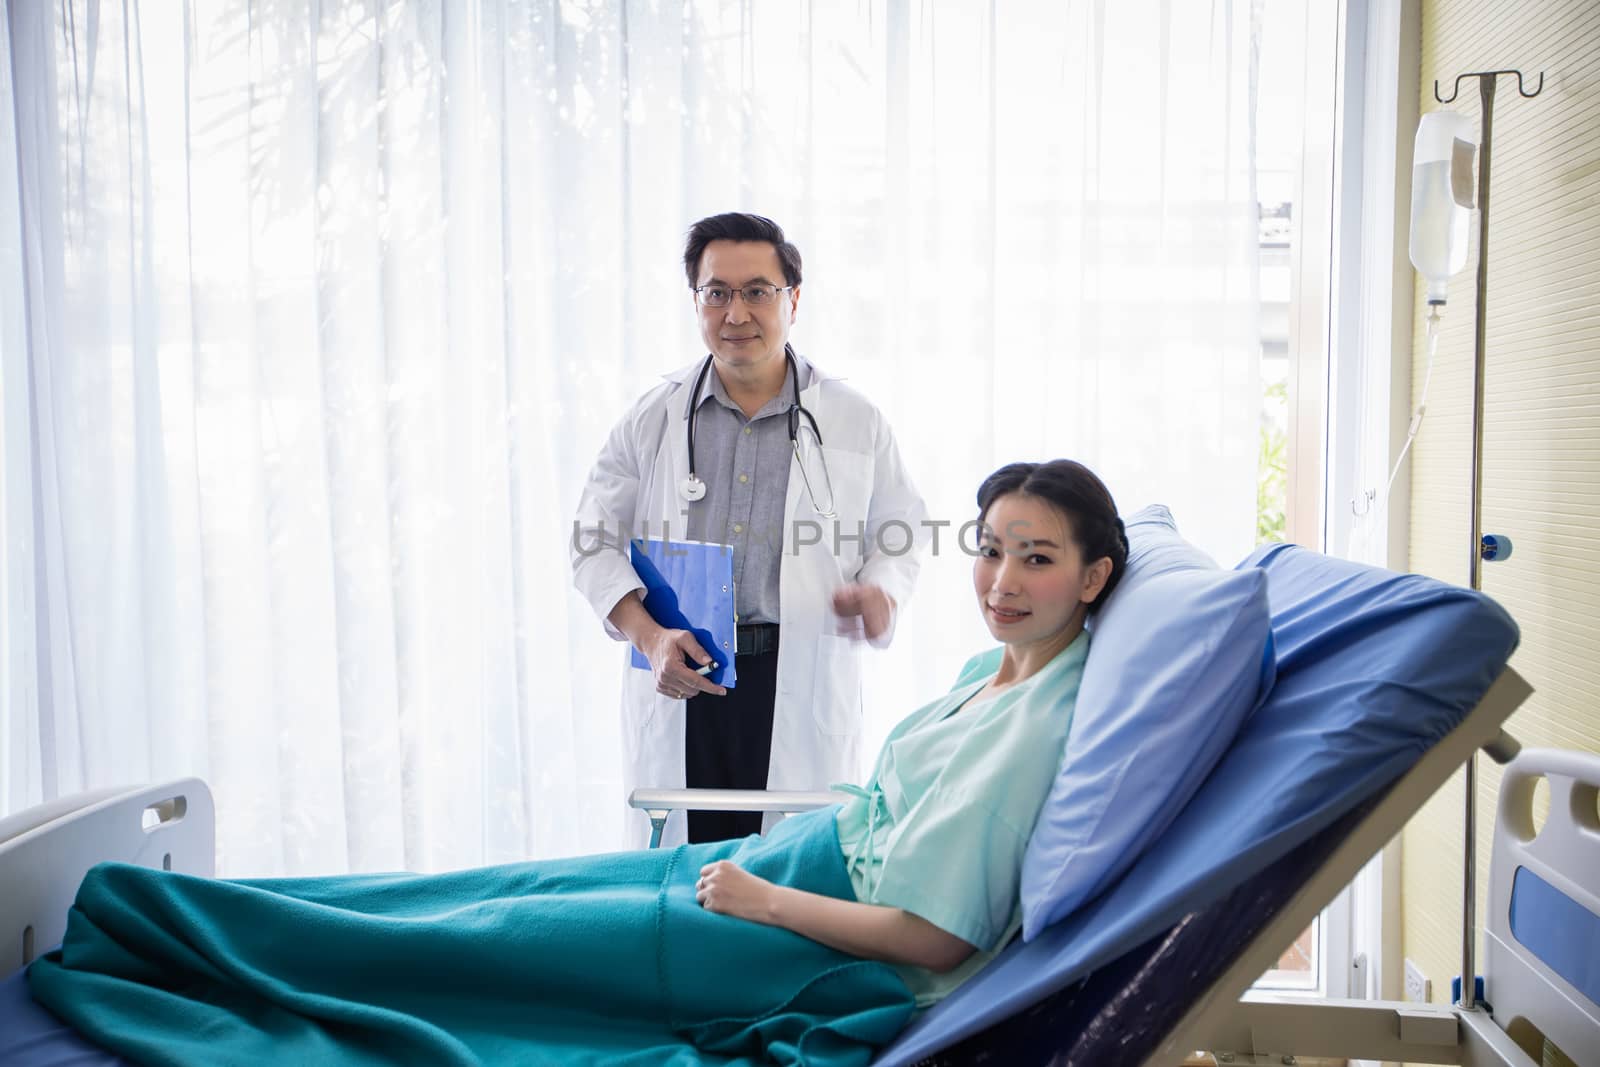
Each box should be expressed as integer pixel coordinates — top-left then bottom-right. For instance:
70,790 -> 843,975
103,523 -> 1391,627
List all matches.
693,351 -> 816,422
702,358 -> 801,422
667,351 -> 831,420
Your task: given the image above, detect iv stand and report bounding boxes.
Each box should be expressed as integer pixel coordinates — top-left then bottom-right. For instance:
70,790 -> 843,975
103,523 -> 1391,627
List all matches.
1431,67 -> 1542,1015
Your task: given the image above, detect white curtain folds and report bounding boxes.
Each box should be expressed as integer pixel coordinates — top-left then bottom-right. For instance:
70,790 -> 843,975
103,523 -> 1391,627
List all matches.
0,0 -> 1259,875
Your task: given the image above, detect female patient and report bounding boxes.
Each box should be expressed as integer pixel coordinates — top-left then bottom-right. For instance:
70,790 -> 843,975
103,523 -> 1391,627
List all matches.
29,459 -> 1126,1067
695,458 -> 1126,1006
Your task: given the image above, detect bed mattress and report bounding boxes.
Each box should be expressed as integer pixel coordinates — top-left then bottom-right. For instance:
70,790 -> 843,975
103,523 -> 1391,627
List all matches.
0,965 -> 127,1067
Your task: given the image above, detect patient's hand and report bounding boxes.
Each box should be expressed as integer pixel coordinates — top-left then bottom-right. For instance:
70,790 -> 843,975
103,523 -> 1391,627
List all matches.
697,861 -> 978,971
696,860 -> 777,923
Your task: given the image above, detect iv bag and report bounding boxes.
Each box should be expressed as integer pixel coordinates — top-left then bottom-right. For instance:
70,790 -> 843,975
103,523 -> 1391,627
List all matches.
1409,109 -> 1476,305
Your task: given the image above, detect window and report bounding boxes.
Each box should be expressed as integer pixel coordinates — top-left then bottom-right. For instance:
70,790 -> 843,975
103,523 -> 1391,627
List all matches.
1250,0 -> 1347,1000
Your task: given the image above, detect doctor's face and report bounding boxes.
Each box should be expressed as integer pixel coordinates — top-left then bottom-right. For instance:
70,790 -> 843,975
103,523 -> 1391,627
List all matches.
973,493 -> 1108,651
693,240 -> 800,371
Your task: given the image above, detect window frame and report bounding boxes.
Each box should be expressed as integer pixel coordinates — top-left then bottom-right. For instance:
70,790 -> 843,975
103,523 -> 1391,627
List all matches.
1258,0 -> 1418,1008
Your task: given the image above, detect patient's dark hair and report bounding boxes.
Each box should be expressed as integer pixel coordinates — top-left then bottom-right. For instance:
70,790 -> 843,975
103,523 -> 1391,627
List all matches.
976,460 -> 1129,615
683,213 -> 803,288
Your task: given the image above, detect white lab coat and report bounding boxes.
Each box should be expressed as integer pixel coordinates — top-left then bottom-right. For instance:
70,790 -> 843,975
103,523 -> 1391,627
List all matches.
572,357 -> 928,848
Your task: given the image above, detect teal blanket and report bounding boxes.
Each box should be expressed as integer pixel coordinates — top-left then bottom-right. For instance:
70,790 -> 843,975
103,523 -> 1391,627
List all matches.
28,807 -> 915,1066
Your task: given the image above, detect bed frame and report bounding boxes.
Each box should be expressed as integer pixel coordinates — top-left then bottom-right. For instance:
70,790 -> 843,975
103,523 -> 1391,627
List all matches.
1158,673 -> 1597,1067
1158,752 -> 1599,1067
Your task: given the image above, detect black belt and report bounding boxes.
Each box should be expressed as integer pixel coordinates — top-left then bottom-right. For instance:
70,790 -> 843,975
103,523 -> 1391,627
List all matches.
735,623 -> 781,657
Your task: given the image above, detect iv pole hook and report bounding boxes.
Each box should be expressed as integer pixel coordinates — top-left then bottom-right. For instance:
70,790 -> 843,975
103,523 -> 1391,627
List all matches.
1434,69 -> 1543,103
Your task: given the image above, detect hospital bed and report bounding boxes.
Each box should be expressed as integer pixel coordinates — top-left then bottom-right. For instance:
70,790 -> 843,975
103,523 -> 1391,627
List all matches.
6,672 -> 1591,1066
632,675 -> 1600,1066
4,547 -> 1597,1066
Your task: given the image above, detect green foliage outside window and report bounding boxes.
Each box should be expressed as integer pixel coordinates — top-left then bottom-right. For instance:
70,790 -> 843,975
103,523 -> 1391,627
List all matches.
1257,380 -> 1288,545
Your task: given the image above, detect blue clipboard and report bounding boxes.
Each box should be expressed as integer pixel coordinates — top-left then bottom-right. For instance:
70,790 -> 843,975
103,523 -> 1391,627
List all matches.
629,538 -> 737,688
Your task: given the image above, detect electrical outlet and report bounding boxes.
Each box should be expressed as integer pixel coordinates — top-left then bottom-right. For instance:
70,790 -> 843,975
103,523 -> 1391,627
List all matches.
1405,958 -> 1433,1002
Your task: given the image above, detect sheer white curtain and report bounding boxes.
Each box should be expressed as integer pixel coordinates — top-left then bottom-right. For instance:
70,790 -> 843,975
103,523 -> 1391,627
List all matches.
0,0 -> 1259,875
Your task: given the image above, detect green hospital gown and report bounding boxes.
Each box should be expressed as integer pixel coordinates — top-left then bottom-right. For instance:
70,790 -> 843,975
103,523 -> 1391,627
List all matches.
833,633 -> 1088,1006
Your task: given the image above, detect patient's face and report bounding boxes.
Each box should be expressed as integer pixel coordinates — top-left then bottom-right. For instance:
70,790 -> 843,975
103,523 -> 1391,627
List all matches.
973,493 -> 1096,650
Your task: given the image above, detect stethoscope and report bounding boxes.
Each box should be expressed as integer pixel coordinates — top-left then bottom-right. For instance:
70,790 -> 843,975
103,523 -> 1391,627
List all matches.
679,344 -> 835,518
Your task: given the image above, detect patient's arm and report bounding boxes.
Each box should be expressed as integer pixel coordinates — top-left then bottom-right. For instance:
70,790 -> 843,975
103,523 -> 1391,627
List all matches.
696,860 -> 975,973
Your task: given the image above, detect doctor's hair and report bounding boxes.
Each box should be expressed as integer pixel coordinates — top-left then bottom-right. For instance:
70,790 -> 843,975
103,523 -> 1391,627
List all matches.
683,213 -> 804,288
975,460 -> 1129,615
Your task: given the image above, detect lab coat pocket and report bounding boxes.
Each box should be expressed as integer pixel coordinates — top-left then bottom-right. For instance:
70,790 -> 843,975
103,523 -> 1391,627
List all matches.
623,666 -> 666,732
811,633 -> 863,737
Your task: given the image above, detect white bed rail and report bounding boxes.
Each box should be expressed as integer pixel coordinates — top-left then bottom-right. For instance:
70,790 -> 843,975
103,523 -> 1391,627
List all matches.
628,788 -> 837,848
0,779 -> 214,975
1485,748 -> 1600,1065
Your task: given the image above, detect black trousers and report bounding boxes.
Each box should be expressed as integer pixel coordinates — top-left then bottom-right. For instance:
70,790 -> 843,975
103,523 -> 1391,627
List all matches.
684,650 -> 778,843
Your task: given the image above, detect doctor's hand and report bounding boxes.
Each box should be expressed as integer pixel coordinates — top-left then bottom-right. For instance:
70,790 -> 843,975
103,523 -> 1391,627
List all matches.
643,627 -> 728,700
831,583 -> 895,642
696,860 -> 778,924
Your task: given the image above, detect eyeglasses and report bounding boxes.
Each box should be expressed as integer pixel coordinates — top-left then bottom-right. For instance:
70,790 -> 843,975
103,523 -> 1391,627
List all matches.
693,283 -> 794,308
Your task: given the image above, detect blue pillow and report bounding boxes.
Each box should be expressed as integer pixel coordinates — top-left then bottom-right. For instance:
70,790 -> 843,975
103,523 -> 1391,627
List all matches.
1018,506 -> 1275,939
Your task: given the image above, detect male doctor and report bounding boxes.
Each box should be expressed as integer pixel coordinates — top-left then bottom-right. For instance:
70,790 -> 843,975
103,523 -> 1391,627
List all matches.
571,212 -> 927,847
